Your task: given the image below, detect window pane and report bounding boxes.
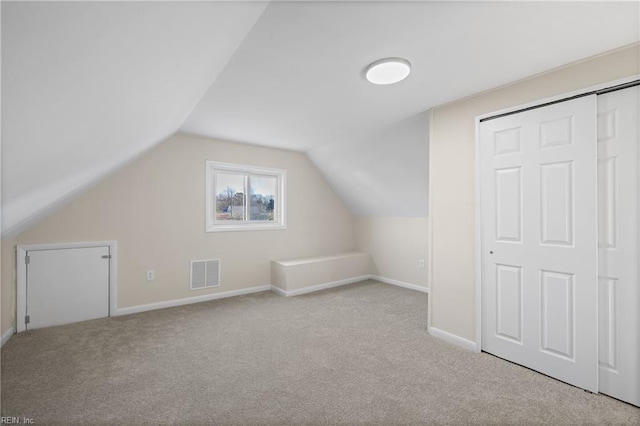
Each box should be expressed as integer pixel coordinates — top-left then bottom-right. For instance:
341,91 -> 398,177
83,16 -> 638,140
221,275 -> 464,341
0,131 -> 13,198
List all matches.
215,172 -> 245,221
250,175 -> 277,221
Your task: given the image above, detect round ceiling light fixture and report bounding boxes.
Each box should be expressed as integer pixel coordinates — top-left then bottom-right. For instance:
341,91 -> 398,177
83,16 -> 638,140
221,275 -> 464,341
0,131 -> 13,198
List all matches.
364,57 -> 411,85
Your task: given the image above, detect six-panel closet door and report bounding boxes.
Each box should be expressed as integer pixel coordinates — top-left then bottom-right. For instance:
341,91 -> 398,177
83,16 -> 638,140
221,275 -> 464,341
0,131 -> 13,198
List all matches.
480,95 -> 599,392
480,86 -> 640,407
597,86 -> 639,407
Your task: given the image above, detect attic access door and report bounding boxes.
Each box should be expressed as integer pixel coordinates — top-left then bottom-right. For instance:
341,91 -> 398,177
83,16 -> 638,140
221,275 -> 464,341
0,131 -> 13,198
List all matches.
19,243 -> 112,331
479,96 -> 598,392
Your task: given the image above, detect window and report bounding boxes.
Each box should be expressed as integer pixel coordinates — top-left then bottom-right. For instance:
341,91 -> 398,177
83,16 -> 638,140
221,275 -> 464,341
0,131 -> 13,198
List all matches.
206,161 -> 286,232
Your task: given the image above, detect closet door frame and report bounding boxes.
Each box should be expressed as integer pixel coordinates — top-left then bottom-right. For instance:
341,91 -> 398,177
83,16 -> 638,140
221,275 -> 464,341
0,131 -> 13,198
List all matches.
473,74 -> 640,352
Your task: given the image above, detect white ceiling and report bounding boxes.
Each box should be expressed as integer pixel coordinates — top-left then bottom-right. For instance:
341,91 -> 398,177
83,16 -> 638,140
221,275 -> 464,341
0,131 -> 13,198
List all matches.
183,1 -> 638,218
308,111 -> 430,217
2,2 -> 639,233
181,1 -> 640,152
1,1 -> 267,235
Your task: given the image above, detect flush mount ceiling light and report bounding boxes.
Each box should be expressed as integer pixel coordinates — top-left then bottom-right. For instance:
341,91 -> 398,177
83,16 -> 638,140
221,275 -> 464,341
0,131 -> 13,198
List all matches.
364,57 -> 411,85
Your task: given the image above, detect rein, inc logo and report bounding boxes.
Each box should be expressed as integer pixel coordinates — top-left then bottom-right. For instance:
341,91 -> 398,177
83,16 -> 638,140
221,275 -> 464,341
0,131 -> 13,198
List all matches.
1,417 -> 34,424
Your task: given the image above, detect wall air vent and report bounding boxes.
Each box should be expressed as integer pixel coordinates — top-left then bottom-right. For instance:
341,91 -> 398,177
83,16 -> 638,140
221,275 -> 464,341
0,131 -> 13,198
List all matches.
190,259 -> 220,290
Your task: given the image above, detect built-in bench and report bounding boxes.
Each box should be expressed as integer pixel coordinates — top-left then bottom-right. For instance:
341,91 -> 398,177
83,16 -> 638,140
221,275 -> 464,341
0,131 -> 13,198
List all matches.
271,252 -> 372,296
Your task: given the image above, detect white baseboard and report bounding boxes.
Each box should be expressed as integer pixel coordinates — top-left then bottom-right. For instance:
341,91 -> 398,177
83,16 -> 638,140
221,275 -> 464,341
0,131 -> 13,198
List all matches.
105,274 -> 428,318
429,326 -> 479,352
370,275 -> 428,293
270,286 -> 287,296
272,275 -> 371,297
1,327 -> 15,347
272,275 -> 429,297
115,285 -> 272,316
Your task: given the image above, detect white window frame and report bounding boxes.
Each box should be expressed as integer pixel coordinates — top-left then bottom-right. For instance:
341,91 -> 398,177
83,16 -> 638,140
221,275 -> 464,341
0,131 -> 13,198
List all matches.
206,161 -> 287,232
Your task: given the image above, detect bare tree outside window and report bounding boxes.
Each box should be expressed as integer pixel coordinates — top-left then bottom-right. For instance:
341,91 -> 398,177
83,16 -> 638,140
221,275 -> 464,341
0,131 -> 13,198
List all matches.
215,174 -> 244,221
206,162 -> 286,232
250,175 -> 277,221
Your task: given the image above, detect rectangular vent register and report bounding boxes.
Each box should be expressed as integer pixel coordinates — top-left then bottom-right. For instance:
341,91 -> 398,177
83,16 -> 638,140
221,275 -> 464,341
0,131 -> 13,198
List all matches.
190,259 -> 220,290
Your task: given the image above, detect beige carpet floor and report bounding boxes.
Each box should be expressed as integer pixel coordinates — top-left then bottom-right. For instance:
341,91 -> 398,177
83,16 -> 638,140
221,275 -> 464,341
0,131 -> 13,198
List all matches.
1,280 -> 639,425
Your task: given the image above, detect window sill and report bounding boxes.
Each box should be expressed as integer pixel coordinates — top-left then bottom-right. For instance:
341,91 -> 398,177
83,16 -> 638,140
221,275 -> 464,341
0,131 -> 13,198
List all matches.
206,224 -> 287,233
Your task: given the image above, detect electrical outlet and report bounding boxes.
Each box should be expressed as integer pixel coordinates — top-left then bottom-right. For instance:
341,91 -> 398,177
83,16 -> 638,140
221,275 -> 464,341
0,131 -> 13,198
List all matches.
418,259 -> 425,269
146,270 -> 155,281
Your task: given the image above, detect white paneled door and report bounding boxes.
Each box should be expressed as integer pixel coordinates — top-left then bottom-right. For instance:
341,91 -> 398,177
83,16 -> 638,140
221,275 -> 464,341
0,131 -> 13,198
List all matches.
597,86 -> 639,406
480,96 -> 598,392
26,246 -> 110,329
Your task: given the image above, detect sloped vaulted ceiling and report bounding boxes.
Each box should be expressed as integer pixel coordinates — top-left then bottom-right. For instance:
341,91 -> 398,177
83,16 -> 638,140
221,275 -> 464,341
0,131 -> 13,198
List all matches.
1,1 -> 267,235
181,1 -> 639,217
2,1 -> 639,234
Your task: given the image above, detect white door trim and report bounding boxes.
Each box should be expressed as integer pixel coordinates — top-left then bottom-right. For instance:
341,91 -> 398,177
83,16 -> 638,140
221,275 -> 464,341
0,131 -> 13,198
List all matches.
427,109 -> 435,333
476,75 -> 640,123
16,240 -> 117,332
474,74 -> 640,350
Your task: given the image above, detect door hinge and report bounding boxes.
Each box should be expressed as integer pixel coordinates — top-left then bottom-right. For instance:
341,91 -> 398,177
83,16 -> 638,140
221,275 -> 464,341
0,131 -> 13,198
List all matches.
25,255 -> 30,265
25,315 -> 30,325
101,255 -> 112,259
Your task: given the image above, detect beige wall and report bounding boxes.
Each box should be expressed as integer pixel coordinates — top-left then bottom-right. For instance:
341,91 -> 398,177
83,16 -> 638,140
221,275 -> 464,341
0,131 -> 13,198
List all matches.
1,133 -> 356,335
355,216 -> 428,288
429,43 -> 640,341
1,238 -> 16,334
